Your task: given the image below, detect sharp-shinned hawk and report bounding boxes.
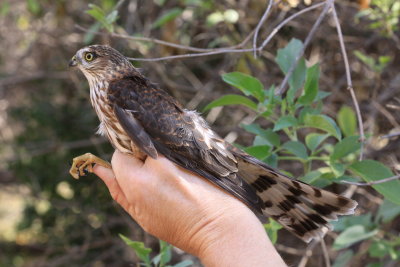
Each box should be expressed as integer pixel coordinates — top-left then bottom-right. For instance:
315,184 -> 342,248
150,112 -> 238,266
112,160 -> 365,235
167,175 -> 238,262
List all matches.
68,45 -> 357,242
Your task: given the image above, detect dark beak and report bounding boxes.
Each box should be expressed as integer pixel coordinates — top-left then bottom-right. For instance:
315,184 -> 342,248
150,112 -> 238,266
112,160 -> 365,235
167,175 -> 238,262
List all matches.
69,56 -> 77,67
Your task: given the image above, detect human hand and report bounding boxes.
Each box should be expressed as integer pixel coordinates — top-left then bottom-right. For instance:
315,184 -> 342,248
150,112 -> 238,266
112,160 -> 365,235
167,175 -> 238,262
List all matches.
94,150 -> 286,266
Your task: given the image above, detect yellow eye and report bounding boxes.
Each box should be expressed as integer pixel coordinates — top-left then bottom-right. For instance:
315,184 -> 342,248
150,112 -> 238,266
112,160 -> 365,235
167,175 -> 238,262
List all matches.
85,52 -> 94,61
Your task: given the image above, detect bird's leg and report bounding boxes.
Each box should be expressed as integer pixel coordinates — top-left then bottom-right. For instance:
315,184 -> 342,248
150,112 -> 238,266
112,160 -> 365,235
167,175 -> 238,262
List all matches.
69,153 -> 111,179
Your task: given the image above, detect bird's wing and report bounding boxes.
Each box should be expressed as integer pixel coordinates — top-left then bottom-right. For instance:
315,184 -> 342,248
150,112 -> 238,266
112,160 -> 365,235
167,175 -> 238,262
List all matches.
108,76 -> 263,212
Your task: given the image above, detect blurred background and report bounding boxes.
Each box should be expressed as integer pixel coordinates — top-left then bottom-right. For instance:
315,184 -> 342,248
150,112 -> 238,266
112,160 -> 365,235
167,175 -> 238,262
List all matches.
0,0 -> 399,266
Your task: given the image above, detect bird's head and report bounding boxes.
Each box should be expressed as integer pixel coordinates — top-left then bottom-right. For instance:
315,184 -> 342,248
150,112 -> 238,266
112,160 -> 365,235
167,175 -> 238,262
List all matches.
69,45 -> 134,84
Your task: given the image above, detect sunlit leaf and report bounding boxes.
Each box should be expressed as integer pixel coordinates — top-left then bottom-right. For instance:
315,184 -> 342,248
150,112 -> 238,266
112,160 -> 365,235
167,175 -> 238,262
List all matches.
119,234 -> 151,266
273,115 -> 298,131
349,160 -> 400,205
222,72 -> 264,102
241,124 -> 280,147
244,145 -> 271,160
276,39 -> 306,102
305,133 -> 328,151
337,106 -> 357,137
282,141 -> 308,159
202,94 -> 257,111
333,225 -> 378,250
152,8 -> 183,29
298,63 -> 319,105
304,114 -> 342,140
330,162 -> 345,177
331,136 -> 361,161
300,170 -> 322,184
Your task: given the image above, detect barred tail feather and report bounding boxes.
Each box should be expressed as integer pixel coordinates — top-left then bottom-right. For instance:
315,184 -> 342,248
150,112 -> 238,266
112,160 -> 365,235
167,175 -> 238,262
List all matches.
236,155 -> 357,242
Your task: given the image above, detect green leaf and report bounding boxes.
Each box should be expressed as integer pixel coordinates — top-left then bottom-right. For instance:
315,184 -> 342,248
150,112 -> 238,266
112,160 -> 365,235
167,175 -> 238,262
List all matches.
332,250 -> 354,267
119,234 -> 151,266
241,124 -> 280,147
331,136 -> 361,161
304,114 -> 342,140
172,260 -> 195,267
86,4 -> 115,32
305,133 -> 329,151
265,153 -> 278,168
316,90 -> 331,101
276,39 -> 306,102
337,106 -> 357,137
282,141 -> 308,159
349,160 -> 400,205
0,2 -> 10,16
152,8 -> 183,29
202,94 -> 257,111
329,162 -> 345,177
86,4 -> 105,21
273,115 -> 298,131
152,240 -> 172,266
105,10 -> 119,25
264,218 -> 283,244
354,50 -> 375,70
222,72 -> 264,102
300,170 -> 323,184
331,214 -> 373,232
298,107 -> 321,124
368,241 -> 390,259
244,145 -> 271,160
27,0 -> 41,15
377,199 -> 400,223
333,225 -> 378,250
298,63 -> 320,105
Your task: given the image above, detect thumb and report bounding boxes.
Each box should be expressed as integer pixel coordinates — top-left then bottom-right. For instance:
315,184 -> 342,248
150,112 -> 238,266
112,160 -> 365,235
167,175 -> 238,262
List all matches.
93,164 -> 128,205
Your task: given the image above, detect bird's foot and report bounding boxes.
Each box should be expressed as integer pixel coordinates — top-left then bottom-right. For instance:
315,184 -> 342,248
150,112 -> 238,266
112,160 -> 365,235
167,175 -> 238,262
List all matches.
69,153 -> 111,179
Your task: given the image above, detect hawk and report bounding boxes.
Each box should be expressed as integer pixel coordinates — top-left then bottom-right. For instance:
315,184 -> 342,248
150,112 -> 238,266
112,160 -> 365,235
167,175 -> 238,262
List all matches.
69,45 -> 357,242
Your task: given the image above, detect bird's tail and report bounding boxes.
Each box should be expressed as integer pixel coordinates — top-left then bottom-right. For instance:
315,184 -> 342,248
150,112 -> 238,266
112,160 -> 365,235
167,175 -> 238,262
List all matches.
235,154 -> 357,242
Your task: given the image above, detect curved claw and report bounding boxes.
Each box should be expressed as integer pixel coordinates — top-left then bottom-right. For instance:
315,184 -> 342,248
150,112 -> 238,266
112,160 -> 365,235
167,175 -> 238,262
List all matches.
69,153 -> 111,179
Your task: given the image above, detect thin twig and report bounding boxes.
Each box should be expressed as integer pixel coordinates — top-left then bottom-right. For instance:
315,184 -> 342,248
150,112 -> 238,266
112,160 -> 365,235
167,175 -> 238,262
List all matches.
259,2 -> 326,50
298,240 -> 318,267
76,25 -> 216,52
98,2 -> 325,62
330,4 -> 365,160
253,0 -> 274,57
276,0 -> 333,95
341,174 -> 400,186
76,23 -> 257,53
380,131 -> 400,139
128,48 -> 255,61
320,238 -> 331,267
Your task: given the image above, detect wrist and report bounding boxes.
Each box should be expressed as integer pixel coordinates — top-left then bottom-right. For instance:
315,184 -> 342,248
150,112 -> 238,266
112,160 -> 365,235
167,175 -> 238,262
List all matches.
193,199 -> 286,267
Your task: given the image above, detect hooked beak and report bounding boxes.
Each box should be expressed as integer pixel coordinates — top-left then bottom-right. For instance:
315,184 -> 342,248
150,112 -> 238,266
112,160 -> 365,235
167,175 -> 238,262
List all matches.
69,55 -> 78,67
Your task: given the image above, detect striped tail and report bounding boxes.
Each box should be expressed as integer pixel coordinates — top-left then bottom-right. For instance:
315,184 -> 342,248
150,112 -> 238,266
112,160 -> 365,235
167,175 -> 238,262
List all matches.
236,154 -> 357,242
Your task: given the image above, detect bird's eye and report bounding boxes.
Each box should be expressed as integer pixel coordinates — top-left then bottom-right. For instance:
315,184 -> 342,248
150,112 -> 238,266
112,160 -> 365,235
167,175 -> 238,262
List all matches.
85,52 -> 94,62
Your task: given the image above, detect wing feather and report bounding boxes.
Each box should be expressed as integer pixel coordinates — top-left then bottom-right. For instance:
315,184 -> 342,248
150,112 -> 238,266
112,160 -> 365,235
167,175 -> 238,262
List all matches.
108,76 -> 263,212
114,105 -> 158,159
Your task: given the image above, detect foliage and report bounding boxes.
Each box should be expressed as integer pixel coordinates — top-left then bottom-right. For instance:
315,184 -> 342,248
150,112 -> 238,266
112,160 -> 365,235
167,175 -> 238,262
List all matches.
354,50 -> 391,74
86,3 -> 119,32
356,0 -> 400,37
120,234 -> 193,267
205,38 -> 400,251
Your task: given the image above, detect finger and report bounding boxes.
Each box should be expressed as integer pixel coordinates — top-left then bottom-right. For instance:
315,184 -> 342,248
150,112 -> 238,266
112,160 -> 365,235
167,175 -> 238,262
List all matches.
93,164 -> 128,205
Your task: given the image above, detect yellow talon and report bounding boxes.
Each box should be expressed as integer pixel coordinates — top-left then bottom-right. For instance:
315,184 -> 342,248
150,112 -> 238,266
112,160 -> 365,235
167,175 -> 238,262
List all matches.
69,153 -> 112,179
